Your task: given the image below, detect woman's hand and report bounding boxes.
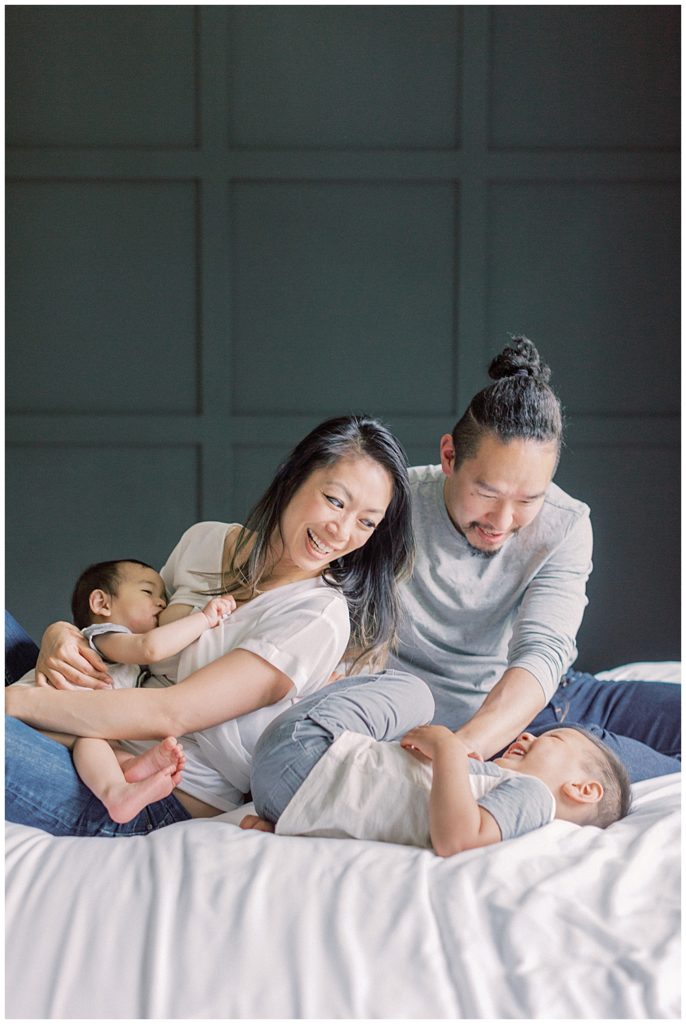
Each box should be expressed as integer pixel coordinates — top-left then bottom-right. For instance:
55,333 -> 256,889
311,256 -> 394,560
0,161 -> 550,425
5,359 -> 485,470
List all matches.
200,596 -> 237,628
35,622 -> 112,690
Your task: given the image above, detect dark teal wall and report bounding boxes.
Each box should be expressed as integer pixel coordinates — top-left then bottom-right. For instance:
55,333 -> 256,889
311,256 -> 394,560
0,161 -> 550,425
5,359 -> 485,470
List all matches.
6,6 -> 680,670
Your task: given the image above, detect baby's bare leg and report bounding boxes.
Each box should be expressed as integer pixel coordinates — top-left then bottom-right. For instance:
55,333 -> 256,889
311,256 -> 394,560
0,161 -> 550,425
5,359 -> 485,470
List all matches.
73,737 -> 181,824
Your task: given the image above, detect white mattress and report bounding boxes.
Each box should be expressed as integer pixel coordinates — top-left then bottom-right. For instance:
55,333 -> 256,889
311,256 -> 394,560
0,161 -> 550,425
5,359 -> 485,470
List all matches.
5,663 -> 681,1019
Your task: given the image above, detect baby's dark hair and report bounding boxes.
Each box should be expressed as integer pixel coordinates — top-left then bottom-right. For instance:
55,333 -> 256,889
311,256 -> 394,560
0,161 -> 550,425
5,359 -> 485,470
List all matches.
563,726 -> 632,828
71,559 -> 157,629
451,336 -> 564,470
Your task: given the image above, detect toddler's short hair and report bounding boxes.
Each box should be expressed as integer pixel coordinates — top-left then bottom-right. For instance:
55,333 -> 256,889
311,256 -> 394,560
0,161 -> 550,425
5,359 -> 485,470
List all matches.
563,726 -> 632,827
71,559 -> 156,629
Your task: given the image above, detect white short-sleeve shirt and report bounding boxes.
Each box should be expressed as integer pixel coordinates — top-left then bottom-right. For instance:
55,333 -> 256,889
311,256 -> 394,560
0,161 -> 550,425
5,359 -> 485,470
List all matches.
154,522 -> 351,810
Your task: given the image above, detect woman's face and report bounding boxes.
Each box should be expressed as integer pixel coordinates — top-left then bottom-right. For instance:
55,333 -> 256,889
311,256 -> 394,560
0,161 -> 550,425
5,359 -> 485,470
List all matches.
276,454 -> 394,577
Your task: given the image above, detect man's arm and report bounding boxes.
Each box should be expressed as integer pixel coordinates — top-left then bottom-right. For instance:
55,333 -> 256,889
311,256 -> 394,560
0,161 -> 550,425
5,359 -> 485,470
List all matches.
401,726 -> 502,856
456,513 -> 593,761
452,667 -> 545,762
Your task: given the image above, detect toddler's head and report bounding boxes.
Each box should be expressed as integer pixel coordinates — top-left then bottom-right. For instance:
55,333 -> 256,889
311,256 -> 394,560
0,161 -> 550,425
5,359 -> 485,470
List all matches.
71,560 -> 167,633
494,725 -> 631,828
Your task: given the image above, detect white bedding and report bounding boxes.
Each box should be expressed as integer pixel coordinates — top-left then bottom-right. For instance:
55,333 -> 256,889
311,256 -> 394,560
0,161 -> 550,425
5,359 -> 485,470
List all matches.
5,664 -> 681,1019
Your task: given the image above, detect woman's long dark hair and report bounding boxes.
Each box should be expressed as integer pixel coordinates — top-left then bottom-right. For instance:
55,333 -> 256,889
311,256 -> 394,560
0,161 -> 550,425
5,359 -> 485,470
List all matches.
217,414 -> 414,666
452,336 -> 564,469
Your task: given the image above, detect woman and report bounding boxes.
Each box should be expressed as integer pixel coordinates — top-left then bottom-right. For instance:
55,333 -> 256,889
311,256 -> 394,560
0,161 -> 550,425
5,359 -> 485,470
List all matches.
6,414 -> 416,836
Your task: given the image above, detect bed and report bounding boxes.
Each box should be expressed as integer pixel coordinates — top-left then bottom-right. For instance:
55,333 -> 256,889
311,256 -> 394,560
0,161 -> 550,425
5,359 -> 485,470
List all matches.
5,663 -> 681,1019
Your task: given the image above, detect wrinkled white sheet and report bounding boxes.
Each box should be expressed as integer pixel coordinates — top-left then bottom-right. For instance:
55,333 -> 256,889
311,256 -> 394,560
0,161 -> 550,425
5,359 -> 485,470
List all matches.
5,665 -> 681,1019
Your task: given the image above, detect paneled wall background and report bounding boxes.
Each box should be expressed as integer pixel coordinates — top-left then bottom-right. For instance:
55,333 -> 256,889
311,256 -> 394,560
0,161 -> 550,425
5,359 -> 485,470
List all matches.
6,6 -> 680,670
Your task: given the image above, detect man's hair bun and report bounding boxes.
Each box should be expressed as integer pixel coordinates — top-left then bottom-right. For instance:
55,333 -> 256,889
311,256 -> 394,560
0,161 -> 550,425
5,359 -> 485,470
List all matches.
448,334 -> 563,471
488,336 -> 551,385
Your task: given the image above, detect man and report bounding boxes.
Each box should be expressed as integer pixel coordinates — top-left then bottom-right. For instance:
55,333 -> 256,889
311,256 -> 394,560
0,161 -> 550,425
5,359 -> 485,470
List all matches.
386,337 -> 680,782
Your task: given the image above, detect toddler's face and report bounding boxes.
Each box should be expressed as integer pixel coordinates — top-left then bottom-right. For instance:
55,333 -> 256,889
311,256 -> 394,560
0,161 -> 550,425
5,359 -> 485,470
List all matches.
493,728 -> 593,790
108,563 -> 167,633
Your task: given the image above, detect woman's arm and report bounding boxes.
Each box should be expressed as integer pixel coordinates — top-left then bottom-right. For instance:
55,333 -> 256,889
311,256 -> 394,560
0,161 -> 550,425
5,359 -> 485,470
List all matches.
6,648 -> 293,740
401,725 -> 501,856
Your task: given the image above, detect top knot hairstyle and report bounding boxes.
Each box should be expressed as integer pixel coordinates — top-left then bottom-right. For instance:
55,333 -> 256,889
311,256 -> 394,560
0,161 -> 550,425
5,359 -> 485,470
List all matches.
451,337 -> 564,470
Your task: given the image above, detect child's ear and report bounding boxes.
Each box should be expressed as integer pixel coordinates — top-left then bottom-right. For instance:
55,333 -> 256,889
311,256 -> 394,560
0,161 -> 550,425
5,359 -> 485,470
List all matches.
561,779 -> 604,805
89,589 -> 112,618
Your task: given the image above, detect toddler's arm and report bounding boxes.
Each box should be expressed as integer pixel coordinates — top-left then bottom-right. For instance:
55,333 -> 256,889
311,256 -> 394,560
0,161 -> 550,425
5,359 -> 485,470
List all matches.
401,725 -> 502,857
95,596 -> 236,666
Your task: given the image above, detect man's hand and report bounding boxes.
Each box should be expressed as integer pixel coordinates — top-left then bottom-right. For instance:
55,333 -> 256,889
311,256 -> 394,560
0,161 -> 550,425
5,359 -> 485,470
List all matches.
35,622 -> 112,690
449,666 -> 545,762
200,596 -> 237,628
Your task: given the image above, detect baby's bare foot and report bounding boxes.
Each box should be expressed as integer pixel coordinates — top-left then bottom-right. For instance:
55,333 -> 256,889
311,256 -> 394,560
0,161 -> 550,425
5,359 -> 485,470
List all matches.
104,767 -> 179,824
123,737 -> 184,783
239,814 -> 275,833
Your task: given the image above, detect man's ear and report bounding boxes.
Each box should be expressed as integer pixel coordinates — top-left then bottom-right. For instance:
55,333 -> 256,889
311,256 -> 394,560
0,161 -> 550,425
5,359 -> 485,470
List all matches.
561,779 -> 604,806
88,589 -> 112,618
439,434 -> 456,477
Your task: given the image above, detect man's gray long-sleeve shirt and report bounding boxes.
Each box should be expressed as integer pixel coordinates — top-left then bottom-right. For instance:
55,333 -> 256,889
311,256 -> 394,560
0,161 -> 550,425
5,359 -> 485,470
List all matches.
388,465 -> 593,730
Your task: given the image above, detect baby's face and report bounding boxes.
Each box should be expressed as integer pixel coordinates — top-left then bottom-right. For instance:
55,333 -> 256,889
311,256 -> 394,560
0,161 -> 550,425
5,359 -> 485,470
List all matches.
493,728 -> 594,789
108,563 -> 167,633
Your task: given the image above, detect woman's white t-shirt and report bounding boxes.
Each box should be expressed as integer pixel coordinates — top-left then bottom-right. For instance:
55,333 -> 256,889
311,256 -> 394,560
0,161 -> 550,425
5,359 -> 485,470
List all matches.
151,521 -> 351,811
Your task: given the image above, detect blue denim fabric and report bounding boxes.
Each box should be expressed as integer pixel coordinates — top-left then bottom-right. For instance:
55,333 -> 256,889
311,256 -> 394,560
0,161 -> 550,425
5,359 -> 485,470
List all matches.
525,670 -> 681,783
5,612 -> 40,685
5,717 -> 192,836
251,671 -> 435,824
5,616 -> 191,837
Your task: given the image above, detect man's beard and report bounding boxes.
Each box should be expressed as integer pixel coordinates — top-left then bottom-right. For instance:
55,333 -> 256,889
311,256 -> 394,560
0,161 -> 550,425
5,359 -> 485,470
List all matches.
461,523 -> 518,559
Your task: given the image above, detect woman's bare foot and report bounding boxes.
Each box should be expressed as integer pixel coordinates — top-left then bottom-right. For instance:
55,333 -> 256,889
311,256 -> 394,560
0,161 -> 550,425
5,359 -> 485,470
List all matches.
239,813 -> 275,833
103,767 -> 179,824
122,737 -> 185,784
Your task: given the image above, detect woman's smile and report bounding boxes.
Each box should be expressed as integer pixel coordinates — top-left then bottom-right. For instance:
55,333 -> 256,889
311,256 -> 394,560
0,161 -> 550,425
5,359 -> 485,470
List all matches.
276,454 -> 394,579
306,527 -> 335,558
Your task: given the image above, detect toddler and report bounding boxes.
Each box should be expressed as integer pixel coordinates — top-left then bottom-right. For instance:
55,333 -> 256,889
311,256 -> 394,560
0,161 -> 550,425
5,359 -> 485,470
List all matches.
240,675 -> 632,855
60,559 -> 233,822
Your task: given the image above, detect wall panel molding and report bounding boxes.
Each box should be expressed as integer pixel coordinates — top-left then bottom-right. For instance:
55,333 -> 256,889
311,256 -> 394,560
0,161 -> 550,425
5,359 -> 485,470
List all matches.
6,5 -> 680,659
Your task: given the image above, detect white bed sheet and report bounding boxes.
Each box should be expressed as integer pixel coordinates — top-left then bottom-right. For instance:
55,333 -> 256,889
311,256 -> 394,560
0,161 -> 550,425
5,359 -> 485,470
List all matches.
5,664 -> 681,1019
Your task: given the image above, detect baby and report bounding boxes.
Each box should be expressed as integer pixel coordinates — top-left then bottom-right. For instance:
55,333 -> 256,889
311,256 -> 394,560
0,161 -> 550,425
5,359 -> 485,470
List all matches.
45,559 -> 234,823
240,680 -> 632,855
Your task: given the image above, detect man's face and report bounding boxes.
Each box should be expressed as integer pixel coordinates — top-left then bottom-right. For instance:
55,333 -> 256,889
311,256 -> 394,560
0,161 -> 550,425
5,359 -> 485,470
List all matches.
440,433 -> 558,556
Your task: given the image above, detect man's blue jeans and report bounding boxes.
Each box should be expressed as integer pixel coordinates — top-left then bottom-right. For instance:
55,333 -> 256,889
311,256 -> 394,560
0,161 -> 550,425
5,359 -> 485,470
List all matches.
4,612 -> 191,836
525,668 -> 680,783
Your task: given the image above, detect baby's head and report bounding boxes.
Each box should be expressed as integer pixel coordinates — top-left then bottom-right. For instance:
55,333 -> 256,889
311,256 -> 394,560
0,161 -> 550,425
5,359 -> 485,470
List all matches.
494,726 -> 632,828
71,560 -> 167,633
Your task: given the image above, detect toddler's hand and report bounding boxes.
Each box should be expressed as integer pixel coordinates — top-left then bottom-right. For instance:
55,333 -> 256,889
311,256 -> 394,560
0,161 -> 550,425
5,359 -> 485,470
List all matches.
201,596 -> 237,628
401,725 -> 468,764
